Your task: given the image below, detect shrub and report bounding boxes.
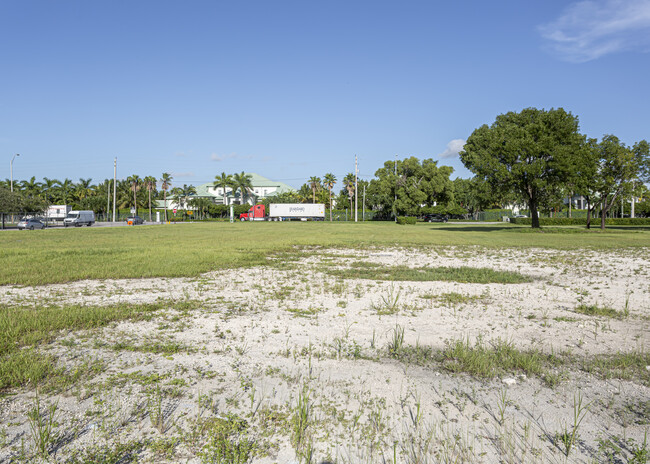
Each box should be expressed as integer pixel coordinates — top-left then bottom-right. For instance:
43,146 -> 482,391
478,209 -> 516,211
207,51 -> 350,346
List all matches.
510,217 -> 650,226
396,216 -> 417,225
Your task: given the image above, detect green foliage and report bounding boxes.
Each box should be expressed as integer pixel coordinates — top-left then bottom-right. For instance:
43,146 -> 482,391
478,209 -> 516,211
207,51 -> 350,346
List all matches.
396,216 -> 417,225
461,107 -> 585,227
198,414 -> 256,464
369,156 -> 454,218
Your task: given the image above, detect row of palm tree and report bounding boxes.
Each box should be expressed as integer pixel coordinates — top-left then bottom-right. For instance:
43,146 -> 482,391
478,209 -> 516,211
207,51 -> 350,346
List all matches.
2,173 -> 177,221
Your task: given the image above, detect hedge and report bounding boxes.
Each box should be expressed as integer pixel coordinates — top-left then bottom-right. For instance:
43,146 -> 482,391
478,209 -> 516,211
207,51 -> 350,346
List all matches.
510,217 -> 650,226
396,216 -> 417,225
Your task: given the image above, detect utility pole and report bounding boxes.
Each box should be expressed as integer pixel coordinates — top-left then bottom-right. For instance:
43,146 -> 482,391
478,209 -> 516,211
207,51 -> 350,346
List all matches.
10,154 -> 20,192
354,155 -> 358,222
394,155 -> 397,223
112,157 -> 117,222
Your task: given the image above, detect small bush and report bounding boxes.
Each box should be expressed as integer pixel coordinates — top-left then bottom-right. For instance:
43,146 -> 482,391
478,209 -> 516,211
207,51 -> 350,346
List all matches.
396,216 -> 417,225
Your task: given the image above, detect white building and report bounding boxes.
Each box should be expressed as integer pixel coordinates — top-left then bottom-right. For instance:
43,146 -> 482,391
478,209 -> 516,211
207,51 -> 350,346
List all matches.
156,173 -> 295,210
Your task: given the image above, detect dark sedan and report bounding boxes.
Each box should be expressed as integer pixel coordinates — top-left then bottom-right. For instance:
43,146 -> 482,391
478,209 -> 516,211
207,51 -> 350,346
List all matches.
422,214 -> 448,223
126,216 -> 145,225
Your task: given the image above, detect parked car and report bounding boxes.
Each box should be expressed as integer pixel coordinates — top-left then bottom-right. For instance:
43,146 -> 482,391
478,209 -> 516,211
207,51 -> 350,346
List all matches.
17,218 -> 46,230
514,214 -> 528,218
126,216 -> 145,225
422,214 -> 448,223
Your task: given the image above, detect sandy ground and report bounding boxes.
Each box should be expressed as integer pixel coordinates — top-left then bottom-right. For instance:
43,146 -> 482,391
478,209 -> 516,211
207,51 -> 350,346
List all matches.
0,246 -> 648,463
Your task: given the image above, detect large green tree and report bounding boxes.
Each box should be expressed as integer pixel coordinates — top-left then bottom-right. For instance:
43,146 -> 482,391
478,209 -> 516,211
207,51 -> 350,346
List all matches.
460,107 -> 585,228
368,157 -> 454,217
594,135 -> 639,229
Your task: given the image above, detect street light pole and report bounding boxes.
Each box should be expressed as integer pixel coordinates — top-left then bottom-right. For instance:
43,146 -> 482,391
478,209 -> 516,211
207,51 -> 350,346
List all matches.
112,157 -> 117,222
10,154 -> 20,192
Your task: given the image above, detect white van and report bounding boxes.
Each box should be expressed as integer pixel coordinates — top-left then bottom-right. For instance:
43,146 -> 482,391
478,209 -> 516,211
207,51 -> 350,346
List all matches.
64,210 -> 95,227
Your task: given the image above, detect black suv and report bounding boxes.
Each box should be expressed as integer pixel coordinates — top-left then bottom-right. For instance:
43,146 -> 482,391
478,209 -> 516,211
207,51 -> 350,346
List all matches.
422,214 -> 448,223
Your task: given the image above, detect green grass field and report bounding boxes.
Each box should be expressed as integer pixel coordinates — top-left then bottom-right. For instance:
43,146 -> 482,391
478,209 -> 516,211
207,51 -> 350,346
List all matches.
1,221 -> 649,285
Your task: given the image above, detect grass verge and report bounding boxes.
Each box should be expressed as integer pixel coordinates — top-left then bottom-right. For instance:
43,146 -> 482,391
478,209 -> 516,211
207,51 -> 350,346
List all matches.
2,222 -> 648,285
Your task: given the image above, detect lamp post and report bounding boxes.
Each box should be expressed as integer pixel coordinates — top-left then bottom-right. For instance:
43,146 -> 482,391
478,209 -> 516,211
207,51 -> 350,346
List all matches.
10,154 -> 20,192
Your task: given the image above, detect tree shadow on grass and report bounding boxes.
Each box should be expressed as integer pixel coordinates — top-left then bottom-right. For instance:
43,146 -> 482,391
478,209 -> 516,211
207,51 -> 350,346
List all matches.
430,225 -> 520,232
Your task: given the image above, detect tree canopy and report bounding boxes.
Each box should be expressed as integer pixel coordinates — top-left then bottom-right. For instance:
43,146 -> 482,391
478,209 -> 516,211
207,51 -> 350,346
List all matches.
460,107 -> 585,227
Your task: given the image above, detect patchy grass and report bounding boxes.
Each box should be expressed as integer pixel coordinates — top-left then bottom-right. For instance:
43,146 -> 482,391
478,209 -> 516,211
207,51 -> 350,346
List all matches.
328,265 -> 532,284
437,337 -> 554,378
582,351 -> 650,386
574,304 -> 628,319
0,302 -> 168,390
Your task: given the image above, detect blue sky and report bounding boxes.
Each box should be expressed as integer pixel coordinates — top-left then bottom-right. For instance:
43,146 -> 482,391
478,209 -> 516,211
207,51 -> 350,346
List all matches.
2,0 -> 649,190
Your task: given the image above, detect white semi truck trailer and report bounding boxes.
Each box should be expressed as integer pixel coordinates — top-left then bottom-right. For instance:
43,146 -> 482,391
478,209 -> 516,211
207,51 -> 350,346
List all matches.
240,204 -> 325,221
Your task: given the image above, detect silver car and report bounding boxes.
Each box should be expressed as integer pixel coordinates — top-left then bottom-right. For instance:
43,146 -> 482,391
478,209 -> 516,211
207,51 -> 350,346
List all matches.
17,218 -> 46,230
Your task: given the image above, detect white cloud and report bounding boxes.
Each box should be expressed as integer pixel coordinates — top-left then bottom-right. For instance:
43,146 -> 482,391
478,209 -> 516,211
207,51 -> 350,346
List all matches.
438,139 -> 466,159
210,152 -> 254,162
539,0 -> 650,62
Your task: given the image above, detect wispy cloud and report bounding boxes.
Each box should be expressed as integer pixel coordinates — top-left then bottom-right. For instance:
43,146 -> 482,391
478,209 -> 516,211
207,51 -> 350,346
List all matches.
438,139 -> 466,159
539,0 -> 650,62
175,152 -> 188,158
172,172 -> 194,177
210,152 -> 253,162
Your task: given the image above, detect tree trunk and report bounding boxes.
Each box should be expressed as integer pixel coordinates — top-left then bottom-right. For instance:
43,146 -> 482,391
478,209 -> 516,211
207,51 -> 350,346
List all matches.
329,189 -> 332,222
601,199 -> 607,230
586,199 -> 591,229
164,191 -> 167,222
148,189 -> 152,222
529,201 -> 540,228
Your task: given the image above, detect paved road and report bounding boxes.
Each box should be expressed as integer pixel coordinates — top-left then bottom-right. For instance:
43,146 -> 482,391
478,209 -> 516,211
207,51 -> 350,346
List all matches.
1,221 -> 166,231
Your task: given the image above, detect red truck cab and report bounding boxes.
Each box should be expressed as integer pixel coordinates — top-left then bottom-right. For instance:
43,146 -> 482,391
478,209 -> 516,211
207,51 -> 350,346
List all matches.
239,204 -> 266,221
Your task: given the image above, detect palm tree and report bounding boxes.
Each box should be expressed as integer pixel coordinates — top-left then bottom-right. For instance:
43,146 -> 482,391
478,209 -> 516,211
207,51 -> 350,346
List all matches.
177,184 -> 197,209
57,179 -> 75,205
42,177 -> 61,204
160,173 -> 173,222
20,176 -> 42,198
232,172 -> 253,205
127,175 -> 141,215
213,172 -> 234,205
343,173 -> 356,210
143,176 -> 157,222
323,173 -> 336,221
308,176 -> 321,204
75,178 -> 93,202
